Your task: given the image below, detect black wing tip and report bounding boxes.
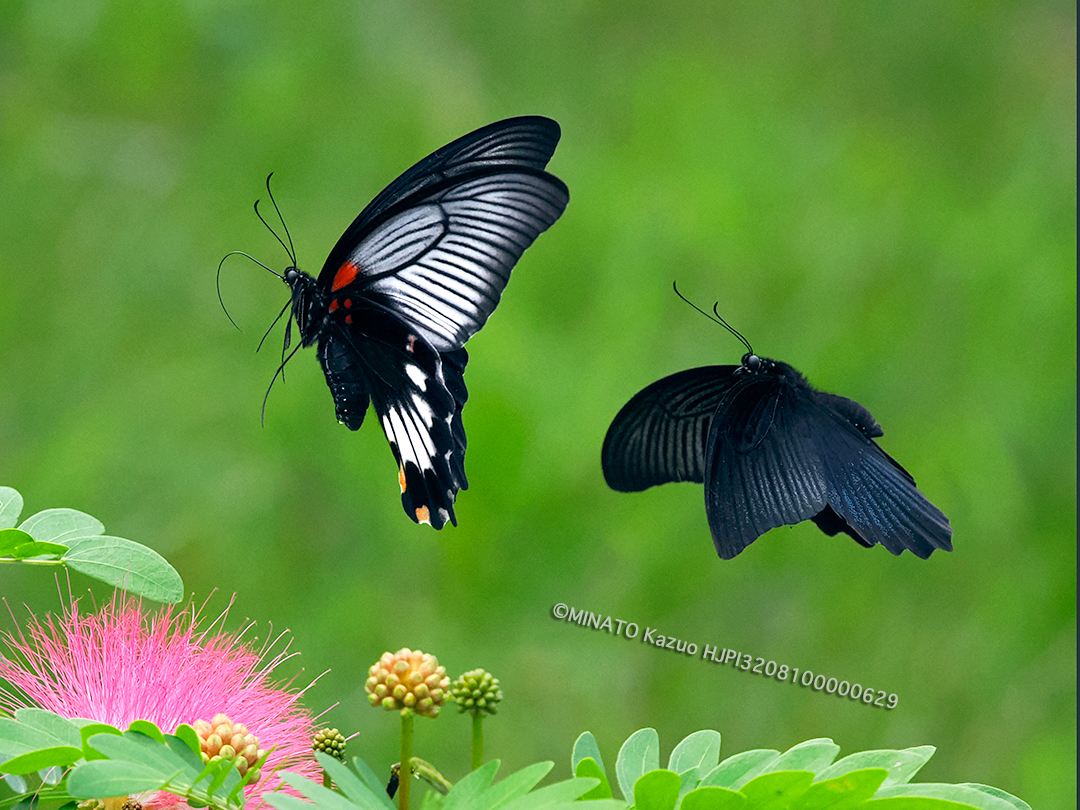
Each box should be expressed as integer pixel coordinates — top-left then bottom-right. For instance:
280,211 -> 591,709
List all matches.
492,114 -> 561,139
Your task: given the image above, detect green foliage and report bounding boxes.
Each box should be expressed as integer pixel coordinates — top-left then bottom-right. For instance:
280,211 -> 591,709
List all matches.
0,709 -> 264,810
267,754 -> 606,810
0,486 -> 183,603
0,708 -> 1035,810
572,728 -> 1030,810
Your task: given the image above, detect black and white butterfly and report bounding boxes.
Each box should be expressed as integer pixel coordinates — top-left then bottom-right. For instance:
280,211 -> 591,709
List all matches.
227,116 -> 568,529
601,287 -> 952,559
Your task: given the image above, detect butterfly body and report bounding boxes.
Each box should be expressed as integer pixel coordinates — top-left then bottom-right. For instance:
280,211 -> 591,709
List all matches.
602,351 -> 952,559
256,117 -> 568,528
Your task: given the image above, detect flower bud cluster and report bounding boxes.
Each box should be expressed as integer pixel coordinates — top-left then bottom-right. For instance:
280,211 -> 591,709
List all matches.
451,668 -> 502,716
366,648 -> 450,718
192,713 -> 265,780
312,727 -> 347,762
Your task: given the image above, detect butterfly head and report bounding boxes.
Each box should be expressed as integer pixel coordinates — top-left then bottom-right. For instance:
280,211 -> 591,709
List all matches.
284,266 -> 325,346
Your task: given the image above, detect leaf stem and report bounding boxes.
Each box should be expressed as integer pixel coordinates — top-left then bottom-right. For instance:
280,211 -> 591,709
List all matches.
471,713 -> 483,770
399,710 -> 413,810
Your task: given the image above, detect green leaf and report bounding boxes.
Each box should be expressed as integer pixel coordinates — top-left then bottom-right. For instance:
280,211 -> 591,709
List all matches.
680,786 -> 747,810
67,759 -> 171,798
171,724 -> 204,757
572,730 -> 606,774
0,528 -> 35,555
80,722 -> 123,759
440,760 -> 501,810
614,727 -> 659,800
790,768 -> 888,809
872,783 -> 1030,809
85,731 -> 191,777
632,768 -> 680,810
2,773 -> 28,793
0,487 -> 23,530
574,757 -> 613,799
767,738 -> 841,774
458,761 -> 553,809
127,720 -> 166,743
861,799 -> 976,809
19,508 -> 104,543
0,709 -> 84,770
8,540 -> 68,558
500,776 -> 605,809
699,749 -> 780,790
197,753 -> 242,800
738,771 -> 814,809
14,708 -> 83,748
668,730 -> 721,777
954,784 -> 1030,810
276,767 -> 390,810
351,756 -> 400,808
0,746 -> 84,775
817,747 -> 936,788
315,754 -> 396,810
63,535 -> 184,603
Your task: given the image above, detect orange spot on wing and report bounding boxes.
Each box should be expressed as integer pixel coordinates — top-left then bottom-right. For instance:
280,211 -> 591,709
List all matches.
415,505 -> 430,524
332,261 -> 359,291
398,467 -> 407,493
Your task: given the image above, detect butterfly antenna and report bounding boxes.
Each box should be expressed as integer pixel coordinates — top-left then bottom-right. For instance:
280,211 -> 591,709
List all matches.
217,250 -> 284,330
261,340 -> 305,427
256,299 -> 292,353
256,172 -> 298,267
672,281 -> 754,355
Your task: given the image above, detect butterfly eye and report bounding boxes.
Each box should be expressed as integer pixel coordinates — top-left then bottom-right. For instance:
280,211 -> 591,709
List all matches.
743,353 -> 761,371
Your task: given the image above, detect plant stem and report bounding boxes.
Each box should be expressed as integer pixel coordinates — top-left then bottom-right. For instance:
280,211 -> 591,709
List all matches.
471,713 -> 483,770
399,710 -> 414,810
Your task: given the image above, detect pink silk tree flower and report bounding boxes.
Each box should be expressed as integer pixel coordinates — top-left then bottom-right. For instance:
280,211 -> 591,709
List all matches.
0,595 -> 325,809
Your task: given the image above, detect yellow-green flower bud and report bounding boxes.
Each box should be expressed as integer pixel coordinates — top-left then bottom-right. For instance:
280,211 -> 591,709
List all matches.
366,648 -> 450,718
312,728 -> 348,762
451,668 -> 503,717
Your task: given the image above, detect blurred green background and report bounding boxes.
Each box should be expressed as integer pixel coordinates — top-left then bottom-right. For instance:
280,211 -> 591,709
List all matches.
1,0 -> 1075,806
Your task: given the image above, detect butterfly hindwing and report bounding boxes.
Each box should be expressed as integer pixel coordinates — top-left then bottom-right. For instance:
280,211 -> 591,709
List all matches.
601,366 -> 739,492
809,393 -> 952,558
705,375 -> 830,559
317,300 -> 465,529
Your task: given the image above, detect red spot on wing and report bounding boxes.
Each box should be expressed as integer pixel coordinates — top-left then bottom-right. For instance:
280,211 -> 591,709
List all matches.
345,314 -> 353,324
332,261 -> 360,291
344,299 -> 352,308
328,299 -> 339,312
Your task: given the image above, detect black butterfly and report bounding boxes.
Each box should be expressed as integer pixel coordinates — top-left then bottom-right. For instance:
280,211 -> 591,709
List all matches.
229,117 -> 568,529
601,287 -> 952,559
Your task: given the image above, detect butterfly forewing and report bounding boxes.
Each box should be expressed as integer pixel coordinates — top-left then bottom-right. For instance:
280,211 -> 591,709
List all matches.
342,171 -> 569,352
601,366 -> 738,492
340,116 -> 564,240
